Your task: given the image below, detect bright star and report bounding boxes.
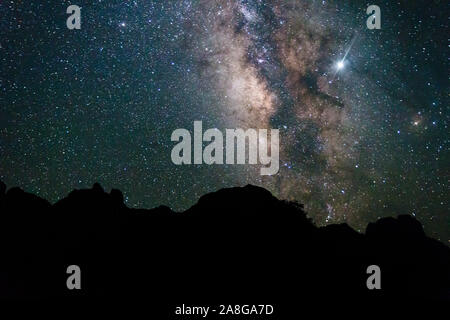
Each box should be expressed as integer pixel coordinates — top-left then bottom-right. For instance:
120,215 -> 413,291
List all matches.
336,60 -> 345,70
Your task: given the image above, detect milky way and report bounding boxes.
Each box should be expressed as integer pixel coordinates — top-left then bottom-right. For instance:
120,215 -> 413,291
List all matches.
1,0 -> 448,242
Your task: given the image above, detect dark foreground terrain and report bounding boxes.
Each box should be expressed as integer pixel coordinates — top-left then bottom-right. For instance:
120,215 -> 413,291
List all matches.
0,181 -> 449,314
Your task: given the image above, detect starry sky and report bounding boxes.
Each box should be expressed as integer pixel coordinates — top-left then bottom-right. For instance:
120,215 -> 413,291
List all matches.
1,1 -> 448,242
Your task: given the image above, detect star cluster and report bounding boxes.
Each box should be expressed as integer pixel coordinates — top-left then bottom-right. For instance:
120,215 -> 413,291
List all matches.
0,0 -> 448,242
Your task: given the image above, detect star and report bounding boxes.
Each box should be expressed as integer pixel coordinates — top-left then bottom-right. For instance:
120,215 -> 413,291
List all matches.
336,60 -> 345,70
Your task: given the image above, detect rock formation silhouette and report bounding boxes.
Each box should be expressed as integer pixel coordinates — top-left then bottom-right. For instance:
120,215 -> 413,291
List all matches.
0,181 -> 449,309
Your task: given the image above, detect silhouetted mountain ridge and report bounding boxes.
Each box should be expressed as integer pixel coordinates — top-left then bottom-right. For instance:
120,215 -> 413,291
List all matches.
0,181 -> 449,304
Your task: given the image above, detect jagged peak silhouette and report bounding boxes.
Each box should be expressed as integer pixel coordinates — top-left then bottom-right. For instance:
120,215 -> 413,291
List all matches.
0,180 -> 449,302
0,180 -> 444,239
366,215 -> 426,240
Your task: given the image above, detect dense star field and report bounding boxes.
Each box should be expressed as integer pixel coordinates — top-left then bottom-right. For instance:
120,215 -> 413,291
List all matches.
1,1 -> 448,242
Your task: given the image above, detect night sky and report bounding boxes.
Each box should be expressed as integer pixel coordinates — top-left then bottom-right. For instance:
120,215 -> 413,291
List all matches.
1,1 -> 448,242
